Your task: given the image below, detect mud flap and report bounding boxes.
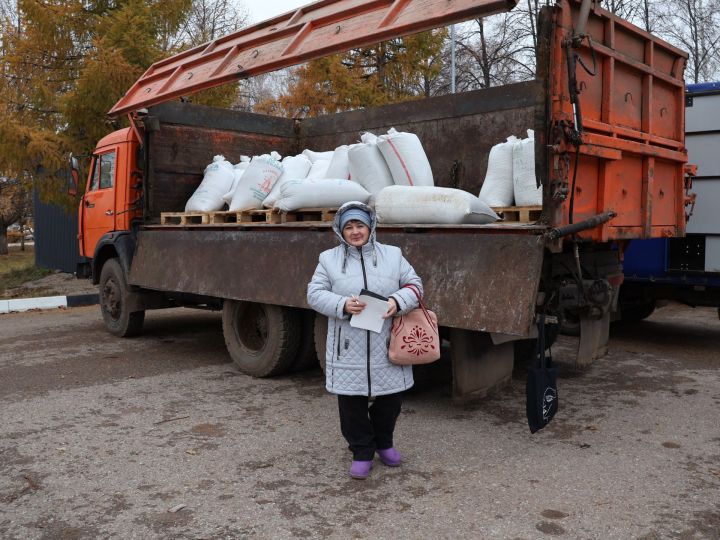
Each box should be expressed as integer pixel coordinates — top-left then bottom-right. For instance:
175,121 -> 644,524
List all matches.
450,329 -> 514,404
576,311 -> 610,368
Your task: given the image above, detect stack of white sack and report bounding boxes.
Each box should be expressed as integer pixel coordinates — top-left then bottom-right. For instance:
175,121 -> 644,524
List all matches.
222,156 -> 251,205
274,178 -> 370,212
348,132 -> 394,199
263,154 -> 312,208
186,155 -> 235,212
377,128 -> 434,187
479,136 -> 517,207
512,130 -> 541,206
228,155 -> 284,211
325,145 -> 353,179
375,185 -> 499,224
306,159 -> 331,179
302,149 -> 334,163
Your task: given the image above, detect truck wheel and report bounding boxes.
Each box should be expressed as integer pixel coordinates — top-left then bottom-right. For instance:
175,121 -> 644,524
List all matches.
99,258 -> 145,337
621,301 -> 656,322
290,309 -> 319,372
313,314 -> 328,373
222,301 -> 300,377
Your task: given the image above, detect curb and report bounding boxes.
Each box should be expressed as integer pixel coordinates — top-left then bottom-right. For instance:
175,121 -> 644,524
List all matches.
0,293 -> 99,315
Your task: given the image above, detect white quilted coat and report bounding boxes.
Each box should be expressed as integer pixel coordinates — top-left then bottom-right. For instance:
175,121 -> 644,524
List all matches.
307,202 -> 423,396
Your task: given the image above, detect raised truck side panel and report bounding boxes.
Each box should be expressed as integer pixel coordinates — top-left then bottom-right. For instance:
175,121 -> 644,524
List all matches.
543,1 -> 688,243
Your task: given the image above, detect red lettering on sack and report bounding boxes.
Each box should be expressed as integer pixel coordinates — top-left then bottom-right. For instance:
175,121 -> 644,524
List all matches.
259,178 -> 273,193
386,138 -> 414,186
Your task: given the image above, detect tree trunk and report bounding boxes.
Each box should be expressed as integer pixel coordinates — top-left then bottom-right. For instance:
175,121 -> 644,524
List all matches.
20,219 -> 25,251
0,226 -> 8,256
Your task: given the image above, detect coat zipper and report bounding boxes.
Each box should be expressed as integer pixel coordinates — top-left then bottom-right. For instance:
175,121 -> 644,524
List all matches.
358,247 -> 371,396
337,327 -> 342,359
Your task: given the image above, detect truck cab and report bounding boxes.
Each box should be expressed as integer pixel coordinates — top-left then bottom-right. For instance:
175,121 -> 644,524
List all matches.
77,128 -> 143,280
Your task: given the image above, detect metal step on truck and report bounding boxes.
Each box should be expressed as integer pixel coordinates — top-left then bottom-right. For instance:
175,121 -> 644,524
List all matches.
71,0 -> 692,403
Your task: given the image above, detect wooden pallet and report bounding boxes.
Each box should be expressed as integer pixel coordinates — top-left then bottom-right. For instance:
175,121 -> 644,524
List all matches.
207,209 -> 281,224
492,205 -> 542,223
282,207 -> 338,223
160,212 -> 210,225
160,207 -> 339,226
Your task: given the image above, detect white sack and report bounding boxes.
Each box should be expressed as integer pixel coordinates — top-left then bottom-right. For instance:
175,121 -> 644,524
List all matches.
185,155 -> 235,212
228,155 -> 283,211
325,145 -> 351,179
479,135 -> 517,207
274,179 -> 370,211
375,185 -> 499,224
348,142 -> 394,195
377,128 -> 434,187
222,160 -> 251,205
263,154 -> 313,208
512,129 -> 542,206
302,149 -> 335,163
361,132 -> 378,144
306,160 -> 331,179
235,155 -> 251,168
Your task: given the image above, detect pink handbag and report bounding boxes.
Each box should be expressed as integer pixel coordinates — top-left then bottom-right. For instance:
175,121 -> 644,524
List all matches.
389,284 -> 441,365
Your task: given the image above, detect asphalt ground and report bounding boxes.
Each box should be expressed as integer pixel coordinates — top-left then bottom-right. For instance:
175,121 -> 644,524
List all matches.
0,304 -> 718,539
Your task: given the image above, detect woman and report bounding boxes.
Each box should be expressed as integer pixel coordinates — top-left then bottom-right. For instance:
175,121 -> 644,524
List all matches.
307,201 -> 423,479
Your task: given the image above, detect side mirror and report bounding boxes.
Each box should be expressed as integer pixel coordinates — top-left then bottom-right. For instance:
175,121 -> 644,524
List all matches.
68,154 -> 79,196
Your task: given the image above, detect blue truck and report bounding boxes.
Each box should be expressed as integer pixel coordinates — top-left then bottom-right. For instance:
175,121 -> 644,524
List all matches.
619,82 -> 720,320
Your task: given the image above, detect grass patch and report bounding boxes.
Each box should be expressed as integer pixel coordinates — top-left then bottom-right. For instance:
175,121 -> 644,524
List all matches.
0,246 -> 53,296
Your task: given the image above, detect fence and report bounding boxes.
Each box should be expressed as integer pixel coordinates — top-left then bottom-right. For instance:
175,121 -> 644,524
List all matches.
33,189 -> 79,273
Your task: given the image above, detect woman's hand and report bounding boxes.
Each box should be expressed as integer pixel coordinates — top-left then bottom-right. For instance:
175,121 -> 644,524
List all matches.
382,298 -> 398,319
345,296 -> 366,316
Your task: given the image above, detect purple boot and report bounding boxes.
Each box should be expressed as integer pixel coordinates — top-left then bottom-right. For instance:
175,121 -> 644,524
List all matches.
377,447 -> 402,467
349,460 -> 373,479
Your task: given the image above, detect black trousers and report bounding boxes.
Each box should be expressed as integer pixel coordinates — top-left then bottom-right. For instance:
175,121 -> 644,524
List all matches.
337,392 -> 404,461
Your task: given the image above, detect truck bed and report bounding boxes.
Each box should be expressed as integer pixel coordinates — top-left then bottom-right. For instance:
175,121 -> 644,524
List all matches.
144,81 -> 542,221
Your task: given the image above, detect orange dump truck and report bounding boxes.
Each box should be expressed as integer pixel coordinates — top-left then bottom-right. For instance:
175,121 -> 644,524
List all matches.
72,0 -> 692,402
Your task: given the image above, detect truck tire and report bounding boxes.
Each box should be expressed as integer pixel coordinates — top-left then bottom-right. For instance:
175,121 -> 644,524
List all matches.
222,300 -> 301,377
290,309 -> 319,372
621,301 -> 656,322
99,258 -> 145,337
313,314 -> 328,373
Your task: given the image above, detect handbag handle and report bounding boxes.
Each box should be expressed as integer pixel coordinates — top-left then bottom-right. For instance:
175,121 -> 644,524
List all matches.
536,312 -> 549,370
400,283 -> 436,329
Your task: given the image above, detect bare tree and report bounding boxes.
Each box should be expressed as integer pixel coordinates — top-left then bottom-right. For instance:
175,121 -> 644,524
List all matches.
235,70 -> 293,113
656,0 -> 720,83
444,12 -> 536,92
0,0 -> 17,24
177,0 -> 250,47
602,0 -> 658,32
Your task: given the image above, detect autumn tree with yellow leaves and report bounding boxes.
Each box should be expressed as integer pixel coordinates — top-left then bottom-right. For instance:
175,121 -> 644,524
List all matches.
257,29 -> 447,117
0,0 -> 247,254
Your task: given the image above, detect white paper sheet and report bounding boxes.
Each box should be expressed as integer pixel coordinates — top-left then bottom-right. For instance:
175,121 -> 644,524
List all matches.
349,290 -> 389,333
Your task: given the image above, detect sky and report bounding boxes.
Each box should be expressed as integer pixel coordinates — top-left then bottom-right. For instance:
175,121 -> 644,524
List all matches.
242,0 -> 311,24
